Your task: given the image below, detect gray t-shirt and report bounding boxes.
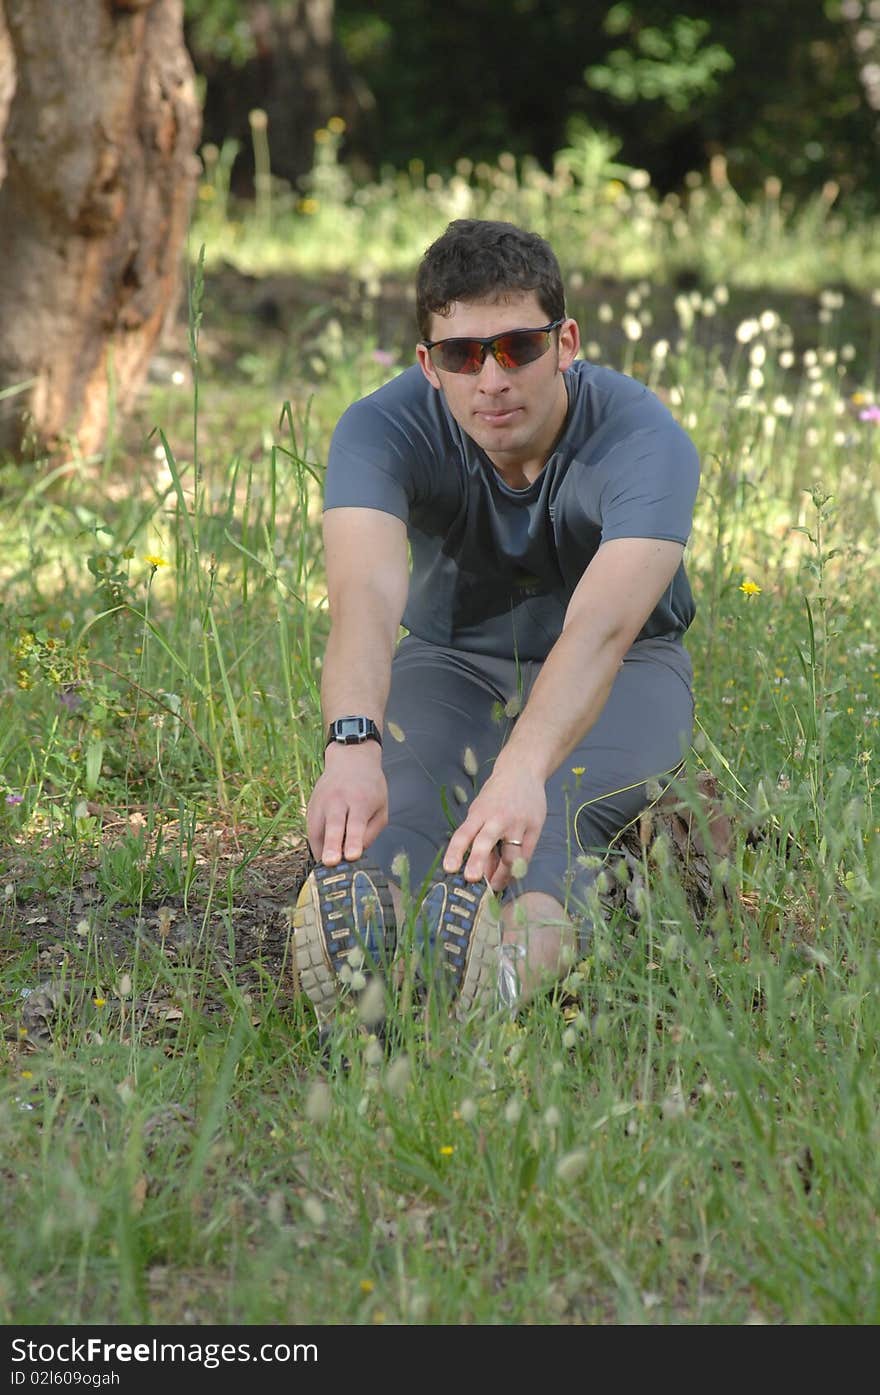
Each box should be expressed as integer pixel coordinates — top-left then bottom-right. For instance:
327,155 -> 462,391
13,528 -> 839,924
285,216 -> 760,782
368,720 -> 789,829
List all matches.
324,358 -> 699,660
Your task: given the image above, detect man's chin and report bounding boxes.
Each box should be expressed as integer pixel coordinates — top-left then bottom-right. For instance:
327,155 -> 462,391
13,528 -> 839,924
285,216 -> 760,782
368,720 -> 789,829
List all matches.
471,420 -> 527,454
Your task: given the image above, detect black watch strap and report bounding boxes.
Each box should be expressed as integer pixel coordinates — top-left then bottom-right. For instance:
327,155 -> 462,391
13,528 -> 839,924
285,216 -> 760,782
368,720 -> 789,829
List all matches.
325,715 -> 383,748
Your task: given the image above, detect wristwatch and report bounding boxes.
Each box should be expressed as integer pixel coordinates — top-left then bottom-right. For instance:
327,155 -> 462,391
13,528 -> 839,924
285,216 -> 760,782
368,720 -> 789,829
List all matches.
325,715 -> 383,749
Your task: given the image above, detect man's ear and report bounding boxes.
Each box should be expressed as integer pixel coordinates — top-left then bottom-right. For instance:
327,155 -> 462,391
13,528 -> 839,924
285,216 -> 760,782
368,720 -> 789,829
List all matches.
558,317 -> 581,371
416,343 -> 442,390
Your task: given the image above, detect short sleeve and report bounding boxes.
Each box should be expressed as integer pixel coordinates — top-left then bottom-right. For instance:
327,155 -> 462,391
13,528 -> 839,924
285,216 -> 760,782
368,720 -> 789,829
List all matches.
596,420 -> 700,546
324,397 -> 413,522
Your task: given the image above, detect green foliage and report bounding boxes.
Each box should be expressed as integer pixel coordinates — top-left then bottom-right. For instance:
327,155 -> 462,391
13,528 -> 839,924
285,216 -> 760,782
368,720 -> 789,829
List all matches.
586,10 -> 735,111
330,0 -> 878,204
189,123 -> 880,297
184,2 -> 879,212
184,0 -> 262,66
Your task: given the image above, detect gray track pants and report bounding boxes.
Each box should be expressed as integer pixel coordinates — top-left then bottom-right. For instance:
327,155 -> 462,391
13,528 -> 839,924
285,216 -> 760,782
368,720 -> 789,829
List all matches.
368,632 -> 694,921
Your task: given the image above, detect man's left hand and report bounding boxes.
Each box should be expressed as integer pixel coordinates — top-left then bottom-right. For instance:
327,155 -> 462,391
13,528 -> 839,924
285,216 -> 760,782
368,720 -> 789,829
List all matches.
443,765 -> 547,893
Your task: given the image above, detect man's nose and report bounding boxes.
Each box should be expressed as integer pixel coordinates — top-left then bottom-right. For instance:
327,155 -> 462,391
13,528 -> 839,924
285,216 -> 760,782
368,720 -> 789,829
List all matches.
476,352 -> 509,389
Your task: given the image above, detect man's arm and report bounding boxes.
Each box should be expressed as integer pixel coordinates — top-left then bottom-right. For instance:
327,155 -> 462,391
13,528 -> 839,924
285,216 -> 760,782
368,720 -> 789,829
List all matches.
306,507 -> 409,866
443,536 -> 685,887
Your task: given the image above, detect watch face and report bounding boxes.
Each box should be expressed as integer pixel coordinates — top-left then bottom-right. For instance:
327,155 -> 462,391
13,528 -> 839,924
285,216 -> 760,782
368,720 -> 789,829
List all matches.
336,717 -> 366,742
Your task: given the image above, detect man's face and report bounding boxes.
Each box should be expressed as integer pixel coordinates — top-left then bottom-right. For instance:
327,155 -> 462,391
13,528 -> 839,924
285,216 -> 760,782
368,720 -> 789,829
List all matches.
416,292 -> 580,477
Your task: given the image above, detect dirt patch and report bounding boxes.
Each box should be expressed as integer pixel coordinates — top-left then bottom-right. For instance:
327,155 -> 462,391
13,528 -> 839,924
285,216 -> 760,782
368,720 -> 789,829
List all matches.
2,825 -> 315,1050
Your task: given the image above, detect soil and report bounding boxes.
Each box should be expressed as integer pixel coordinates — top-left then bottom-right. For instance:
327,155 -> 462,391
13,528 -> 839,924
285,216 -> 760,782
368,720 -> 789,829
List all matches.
3,823 -> 316,1049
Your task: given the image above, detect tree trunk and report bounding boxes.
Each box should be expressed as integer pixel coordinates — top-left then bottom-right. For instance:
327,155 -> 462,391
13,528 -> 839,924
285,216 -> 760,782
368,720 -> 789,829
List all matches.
193,0 -> 371,193
0,5 -> 14,187
0,0 -> 201,461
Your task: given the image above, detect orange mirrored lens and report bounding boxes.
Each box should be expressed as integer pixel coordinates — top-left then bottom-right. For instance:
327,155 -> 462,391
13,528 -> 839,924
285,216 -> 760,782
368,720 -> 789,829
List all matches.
434,339 -> 484,373
493,331 -> 548,368
431,328 -> 552,374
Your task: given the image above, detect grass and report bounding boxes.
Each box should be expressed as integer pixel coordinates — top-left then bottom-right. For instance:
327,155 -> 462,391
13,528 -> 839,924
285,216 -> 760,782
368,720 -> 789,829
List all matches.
1,154 -> 879,1327
188,120 -> 880,472
192,121 -> 880,297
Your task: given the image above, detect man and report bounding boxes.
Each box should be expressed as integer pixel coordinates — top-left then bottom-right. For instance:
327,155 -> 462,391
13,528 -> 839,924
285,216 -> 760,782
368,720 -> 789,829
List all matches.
293,218 -> 699,1024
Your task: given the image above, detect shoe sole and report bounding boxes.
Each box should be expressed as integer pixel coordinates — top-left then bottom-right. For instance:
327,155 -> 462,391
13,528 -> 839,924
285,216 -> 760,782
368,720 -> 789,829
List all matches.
292,861 -> 396,1018
426,873 -> 503,1017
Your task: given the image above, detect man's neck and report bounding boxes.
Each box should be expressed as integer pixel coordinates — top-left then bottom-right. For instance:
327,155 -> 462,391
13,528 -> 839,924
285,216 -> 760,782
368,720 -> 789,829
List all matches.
484,374 -> 570,488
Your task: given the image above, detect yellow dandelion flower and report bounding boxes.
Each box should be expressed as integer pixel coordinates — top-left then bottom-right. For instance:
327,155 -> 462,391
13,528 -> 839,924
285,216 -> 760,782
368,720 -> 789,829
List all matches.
144,555 -> 168,569
439,1145 -> 454,1156
93,997 -> 106,1008
571,766 -> 585,776
359,1279 -> 374,1294
20,1070 -> 33,1080
739,580 -> 762,597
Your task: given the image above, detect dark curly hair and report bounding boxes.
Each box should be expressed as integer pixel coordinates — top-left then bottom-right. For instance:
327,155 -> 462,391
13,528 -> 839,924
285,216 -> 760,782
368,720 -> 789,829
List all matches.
415,219 -> 566,341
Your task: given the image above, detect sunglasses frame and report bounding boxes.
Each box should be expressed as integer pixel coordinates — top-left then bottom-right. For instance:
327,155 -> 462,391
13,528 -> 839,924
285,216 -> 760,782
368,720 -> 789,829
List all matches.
421,318 -> 565,374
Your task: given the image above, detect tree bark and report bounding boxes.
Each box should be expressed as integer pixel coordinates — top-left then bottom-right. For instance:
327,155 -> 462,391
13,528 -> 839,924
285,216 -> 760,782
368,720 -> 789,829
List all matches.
0,5 -> 14,187
0,0 -> 201,461
193,0 -> 371,193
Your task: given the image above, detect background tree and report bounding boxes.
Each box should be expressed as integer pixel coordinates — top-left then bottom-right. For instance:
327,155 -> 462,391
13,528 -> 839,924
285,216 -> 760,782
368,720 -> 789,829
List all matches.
0,5 -> 12,186
328,0 -> 878,206
184,0 -> 370,191
580,0 -> 880,203
0,0 -> 202,461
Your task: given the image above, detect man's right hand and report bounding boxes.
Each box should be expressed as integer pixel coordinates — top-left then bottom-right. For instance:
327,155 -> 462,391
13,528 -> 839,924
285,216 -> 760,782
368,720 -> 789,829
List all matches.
305,741 -> 389,866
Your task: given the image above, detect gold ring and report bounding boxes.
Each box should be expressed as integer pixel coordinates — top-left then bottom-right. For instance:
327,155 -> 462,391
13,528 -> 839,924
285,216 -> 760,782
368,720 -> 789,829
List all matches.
503,839 -> 524,846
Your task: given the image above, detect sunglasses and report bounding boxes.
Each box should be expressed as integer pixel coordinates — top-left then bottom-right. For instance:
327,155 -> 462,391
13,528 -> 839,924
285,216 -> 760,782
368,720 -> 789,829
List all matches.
421,319 -> 564,375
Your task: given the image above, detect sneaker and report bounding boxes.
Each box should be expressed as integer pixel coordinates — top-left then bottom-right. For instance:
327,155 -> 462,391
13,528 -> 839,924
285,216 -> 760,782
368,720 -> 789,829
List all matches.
292,860 -> 396,1021
414,873 -> 503,1018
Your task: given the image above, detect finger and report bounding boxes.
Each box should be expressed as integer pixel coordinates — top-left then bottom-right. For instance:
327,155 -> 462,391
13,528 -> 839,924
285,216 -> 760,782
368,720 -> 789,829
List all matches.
483,829 -> 534,884
362,808 -> 389,851
443,820 -> 476,874
306,804 -> 326,862
342,829 -> 365,862
340,792 -> 389,863
497,837 -> 527,859
497,846 -> 531,890
463,827 -> 505,882
320,812 -> 348,866
488,848 -> 516,892
487,847 -> 511,894
342,810 -> 370,863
